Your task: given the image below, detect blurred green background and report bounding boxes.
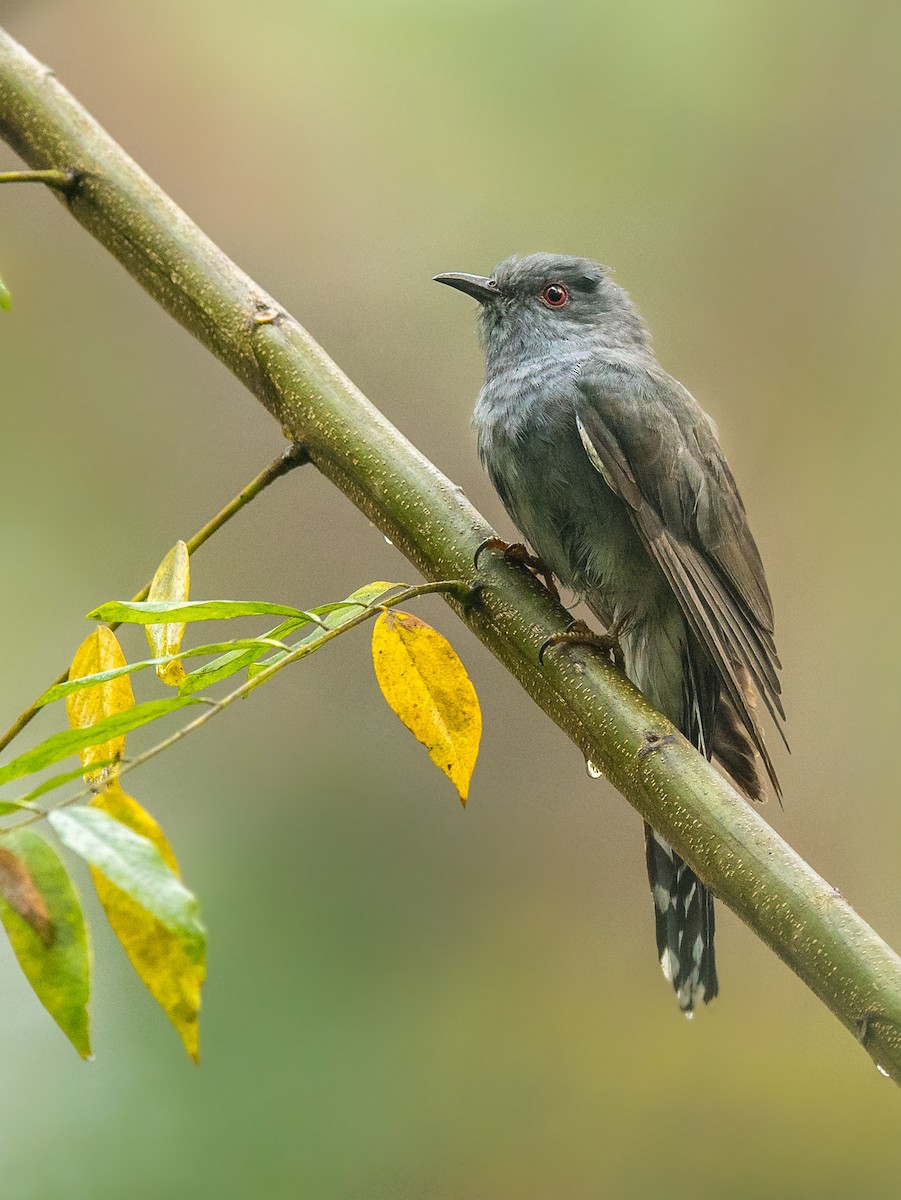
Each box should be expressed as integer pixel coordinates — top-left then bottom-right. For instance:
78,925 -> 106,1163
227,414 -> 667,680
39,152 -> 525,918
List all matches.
2,1 -> 901,1196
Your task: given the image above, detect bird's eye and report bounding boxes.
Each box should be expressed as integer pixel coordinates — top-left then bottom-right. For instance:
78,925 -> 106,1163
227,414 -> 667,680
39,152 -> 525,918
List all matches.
541,284 -> 568,308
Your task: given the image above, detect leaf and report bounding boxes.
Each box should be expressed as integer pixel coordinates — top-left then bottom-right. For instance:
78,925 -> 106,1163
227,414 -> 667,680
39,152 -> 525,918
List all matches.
371,610 -> 481,805
5,758 -> 121,807
247,582 -> 399,679
89,782 -> 204,1061
0,829 -> 91,1057
0,698 -> 199,787
66,628 -> 135,780
179,645 -> 269,695
327,580 -> 399,609
37,640 -> 285,706
88,599 -> 324,625
48,806 -> 205,957
177,604 -> 362,700
0,847 -> 53,944
0,801 -> 30,815
0,273 -> 10,311
145,541 -> 190,686
176,618 -> 312,695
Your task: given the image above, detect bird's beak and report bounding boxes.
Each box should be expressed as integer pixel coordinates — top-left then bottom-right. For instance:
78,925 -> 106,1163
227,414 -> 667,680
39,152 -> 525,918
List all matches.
433,272 -> 497,303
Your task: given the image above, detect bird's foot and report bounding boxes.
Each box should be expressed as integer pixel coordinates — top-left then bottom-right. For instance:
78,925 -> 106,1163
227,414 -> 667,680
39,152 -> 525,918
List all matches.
538,619 -> 625,670
474,536 -> 559,601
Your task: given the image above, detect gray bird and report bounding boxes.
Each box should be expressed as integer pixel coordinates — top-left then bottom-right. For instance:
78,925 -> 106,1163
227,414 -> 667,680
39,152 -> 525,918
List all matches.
435,253 -> 785,1014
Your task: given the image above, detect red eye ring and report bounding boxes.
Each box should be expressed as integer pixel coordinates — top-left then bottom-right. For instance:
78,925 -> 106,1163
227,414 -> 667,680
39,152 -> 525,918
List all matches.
542,283 -> 568,307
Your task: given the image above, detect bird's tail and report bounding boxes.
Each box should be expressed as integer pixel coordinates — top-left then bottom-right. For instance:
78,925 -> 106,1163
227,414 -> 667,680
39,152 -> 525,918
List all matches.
624,614 -> 721,1014
644,825 -> 718,1014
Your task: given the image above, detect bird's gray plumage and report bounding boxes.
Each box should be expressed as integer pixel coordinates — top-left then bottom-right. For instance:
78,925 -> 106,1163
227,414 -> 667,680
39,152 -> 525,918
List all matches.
436,252 -> 785,1013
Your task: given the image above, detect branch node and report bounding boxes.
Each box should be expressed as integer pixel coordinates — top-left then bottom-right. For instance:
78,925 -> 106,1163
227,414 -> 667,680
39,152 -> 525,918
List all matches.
637,730 -> 677,760
0,167 -> 82,193
61,167 -> 83,195
251,301 -> 282,327
280,441 -> 310,470
451,580 -> 483,609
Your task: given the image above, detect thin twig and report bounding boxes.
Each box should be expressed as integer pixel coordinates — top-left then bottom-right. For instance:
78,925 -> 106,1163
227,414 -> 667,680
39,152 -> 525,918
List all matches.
0,580 -> 468,837
0,168 -> 78,190
0,443 -> 309,754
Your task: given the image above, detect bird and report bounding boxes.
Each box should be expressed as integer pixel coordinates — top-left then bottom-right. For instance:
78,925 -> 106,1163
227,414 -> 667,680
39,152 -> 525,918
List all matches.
435,253 -> 785,1014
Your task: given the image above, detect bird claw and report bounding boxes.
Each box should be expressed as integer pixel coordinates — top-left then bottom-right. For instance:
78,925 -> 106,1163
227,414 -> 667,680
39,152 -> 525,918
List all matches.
474,536 -> 559,600
538,619 -> 625,669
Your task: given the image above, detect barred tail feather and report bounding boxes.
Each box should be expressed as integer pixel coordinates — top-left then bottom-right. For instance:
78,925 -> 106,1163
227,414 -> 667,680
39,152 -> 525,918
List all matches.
623,616 -> 722,1013
645,825 -> 718,1014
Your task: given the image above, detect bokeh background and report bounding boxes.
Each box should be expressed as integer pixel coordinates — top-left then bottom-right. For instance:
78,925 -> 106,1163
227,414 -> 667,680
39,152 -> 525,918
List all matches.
2,1 -> 901,1196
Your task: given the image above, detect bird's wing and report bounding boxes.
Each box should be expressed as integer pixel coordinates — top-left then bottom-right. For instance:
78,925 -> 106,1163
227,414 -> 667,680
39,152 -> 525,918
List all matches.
575,360 -> 785,794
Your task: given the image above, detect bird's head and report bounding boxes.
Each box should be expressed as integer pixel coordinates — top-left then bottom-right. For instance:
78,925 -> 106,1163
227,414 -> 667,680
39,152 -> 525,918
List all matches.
434,252 -> 648,362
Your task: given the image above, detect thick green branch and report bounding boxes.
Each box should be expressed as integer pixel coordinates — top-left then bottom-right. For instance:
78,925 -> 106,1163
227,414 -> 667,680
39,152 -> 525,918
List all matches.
2,27 -> 900,1081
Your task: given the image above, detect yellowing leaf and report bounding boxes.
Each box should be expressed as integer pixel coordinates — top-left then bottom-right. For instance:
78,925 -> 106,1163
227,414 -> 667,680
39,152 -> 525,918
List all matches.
66,627 -> 135,781
0,829 -> 91,1058
145,541 -> 190,686
371,610 -> 481,805
89,781 -> 205,1061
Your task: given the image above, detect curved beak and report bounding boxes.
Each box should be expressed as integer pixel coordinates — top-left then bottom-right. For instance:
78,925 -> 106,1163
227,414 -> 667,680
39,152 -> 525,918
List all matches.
433,272 -> 497,303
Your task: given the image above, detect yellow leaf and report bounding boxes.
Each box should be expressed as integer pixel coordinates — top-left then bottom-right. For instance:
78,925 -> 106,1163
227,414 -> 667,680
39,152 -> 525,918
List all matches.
66,628 -> 135,781
371,610 -> 481,805
145,540 -> 190,686
90,780 -> 204,1062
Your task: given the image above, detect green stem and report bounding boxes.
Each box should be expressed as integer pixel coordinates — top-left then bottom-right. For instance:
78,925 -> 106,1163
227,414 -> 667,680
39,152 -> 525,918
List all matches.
0,581 -> 466,836
0,445 -> 308,754
1,27 -> 900,1082
0,168 -> 77,189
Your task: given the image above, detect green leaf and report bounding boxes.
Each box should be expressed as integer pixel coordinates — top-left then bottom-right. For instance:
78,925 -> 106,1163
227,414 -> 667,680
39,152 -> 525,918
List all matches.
338,581 -> 400,608
178,646 -> 266,695
1,758 -> 121,810
0,698 -> 199,787
177,618 -> 313,696
37,640 -> 286,707
0,829 -> 91,1057
0,273 -> 11,311
87,600 -> 325,625
0,800 -> 31,815
247,582 -> 398,679
48,807 -> 205,959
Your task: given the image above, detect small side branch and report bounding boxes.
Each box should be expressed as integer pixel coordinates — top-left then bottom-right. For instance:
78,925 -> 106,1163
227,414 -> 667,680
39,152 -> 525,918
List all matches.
0,446 -> 309,754
0,168 -> 78,190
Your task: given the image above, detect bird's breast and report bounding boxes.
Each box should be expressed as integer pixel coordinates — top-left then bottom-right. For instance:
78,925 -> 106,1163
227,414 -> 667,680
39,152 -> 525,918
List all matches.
474,363 -> 669,627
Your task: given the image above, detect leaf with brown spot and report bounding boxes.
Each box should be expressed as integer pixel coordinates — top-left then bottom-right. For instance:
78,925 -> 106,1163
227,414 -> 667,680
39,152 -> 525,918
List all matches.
0,847 -> 53,945
0,829 -> 91,1057
371,610 -> 481,805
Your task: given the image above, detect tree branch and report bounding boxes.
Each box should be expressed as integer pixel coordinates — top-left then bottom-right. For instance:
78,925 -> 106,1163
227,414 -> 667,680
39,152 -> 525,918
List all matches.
2,26 -> 900,1081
